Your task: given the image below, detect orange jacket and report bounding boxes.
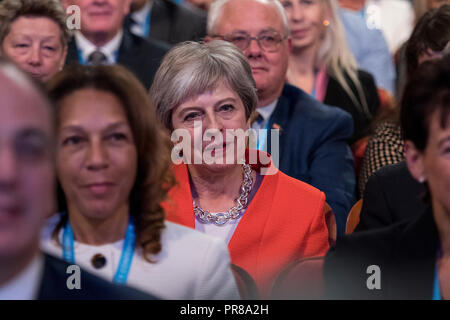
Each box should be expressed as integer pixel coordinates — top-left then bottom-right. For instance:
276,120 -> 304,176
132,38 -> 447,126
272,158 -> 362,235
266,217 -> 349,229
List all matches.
164,161 -> 330,297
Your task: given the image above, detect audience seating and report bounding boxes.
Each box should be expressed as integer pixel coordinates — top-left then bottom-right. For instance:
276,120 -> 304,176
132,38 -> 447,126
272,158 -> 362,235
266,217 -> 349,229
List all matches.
269,257 -> 325,299
230,264 -> 259,300
346,199 -> 363,234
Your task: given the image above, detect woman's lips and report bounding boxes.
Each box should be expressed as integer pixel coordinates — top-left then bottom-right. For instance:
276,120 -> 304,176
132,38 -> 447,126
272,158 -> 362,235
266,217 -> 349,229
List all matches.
84,182 -> 115,195
291,29 -> 309,38
251,66 -> 267,72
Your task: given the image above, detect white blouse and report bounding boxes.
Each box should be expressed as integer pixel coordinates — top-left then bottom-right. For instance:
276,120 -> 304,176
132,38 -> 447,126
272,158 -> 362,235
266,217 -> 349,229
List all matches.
40,215 -> 240,300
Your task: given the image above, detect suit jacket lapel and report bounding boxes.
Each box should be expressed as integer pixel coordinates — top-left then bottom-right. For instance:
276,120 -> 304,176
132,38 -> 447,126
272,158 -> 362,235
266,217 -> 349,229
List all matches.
389,209 -> 439,299
66,38 -> 80,65
116,29 -> 136,67
149,0 -> 171,42
228,162 -> 279,274
266,87 -> 290,157
165,163 -> 196,228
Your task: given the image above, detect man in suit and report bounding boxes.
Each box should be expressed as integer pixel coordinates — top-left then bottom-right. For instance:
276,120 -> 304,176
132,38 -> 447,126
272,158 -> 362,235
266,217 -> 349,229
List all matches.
127,0 -> 206,45
62,0 -> 168,89
356,161 -> 428,232
0,58 -> 153,300
207,0 -> 356,235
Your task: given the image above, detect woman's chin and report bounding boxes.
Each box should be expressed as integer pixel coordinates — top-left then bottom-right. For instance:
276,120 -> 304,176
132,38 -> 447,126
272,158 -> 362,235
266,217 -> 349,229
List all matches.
191,161 -> 240,173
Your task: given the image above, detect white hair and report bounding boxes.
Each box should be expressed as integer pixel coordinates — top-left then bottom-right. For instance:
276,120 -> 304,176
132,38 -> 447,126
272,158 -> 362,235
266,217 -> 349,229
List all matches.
208,0 -> 290,36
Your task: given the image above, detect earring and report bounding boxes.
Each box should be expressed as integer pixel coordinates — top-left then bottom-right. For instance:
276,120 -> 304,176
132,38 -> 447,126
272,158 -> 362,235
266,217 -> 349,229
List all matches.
323,19 -> 330,27
418,176 -> 426,183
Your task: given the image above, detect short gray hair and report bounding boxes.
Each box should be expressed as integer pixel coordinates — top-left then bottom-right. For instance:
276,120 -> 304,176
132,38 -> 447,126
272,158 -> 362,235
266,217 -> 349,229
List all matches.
207,0 -> 290,36
150,40 -> 258,130
0,0 -> 70,48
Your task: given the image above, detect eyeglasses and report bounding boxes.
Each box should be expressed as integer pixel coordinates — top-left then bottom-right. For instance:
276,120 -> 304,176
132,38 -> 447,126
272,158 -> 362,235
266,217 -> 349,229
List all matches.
212,31 -> 287,52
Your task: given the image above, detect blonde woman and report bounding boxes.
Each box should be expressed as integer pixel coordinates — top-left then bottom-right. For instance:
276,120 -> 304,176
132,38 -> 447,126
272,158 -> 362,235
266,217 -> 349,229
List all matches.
280,0 -> 380,144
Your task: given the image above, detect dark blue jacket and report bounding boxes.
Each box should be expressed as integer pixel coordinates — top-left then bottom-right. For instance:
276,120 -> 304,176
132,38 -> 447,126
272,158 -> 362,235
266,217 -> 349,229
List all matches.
38,254 -> 156,300
266,84 -> 356,235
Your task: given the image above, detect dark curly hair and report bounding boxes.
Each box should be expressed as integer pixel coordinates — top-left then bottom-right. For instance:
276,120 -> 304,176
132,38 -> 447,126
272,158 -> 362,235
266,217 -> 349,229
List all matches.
46,64 -> 175,261
405,5 -> 450,78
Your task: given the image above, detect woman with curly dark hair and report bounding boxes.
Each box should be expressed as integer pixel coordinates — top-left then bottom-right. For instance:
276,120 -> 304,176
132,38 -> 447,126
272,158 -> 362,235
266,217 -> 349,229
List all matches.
40,64 -> 240,300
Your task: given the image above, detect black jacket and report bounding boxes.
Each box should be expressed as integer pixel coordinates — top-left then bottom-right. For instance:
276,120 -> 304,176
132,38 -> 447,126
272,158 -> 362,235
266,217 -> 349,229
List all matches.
66,29 -> 169,89
38,254 -> 156,300
356,161 -> 428,232
324,69 -> 380,144
324,208 -> 439,299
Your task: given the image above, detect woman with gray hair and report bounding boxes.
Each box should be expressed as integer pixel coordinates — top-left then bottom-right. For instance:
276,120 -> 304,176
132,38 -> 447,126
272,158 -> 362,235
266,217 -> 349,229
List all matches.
0,0 -> 69,82
153,40 -> 330,298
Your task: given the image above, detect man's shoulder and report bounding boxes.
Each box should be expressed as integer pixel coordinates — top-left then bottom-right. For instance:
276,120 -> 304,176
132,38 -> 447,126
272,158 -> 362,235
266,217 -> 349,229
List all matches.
280,84 -> 353,126
38,253 -> 156,300
124,30 -> 169,56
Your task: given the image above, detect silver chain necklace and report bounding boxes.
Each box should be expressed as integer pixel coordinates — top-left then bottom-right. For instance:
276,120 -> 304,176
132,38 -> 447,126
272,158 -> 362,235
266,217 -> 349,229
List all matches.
193,164 -> 253,226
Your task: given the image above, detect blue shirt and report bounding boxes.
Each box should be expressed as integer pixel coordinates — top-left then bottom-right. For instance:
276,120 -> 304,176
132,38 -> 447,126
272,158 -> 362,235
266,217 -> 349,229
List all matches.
339,8 -> 395,95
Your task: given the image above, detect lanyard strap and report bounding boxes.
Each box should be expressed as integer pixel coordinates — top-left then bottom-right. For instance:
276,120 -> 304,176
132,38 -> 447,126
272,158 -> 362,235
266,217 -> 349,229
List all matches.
62,215 -> 136,285
433,266 -> 442,300
143,10 -> 151,38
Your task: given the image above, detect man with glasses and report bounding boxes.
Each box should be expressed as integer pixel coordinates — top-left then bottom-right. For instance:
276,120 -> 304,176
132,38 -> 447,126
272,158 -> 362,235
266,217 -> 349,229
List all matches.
207,0 -> 356,235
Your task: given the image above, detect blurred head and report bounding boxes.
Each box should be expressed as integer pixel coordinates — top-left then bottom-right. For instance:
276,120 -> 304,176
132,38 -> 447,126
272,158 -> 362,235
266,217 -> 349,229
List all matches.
0,0 -> 70,82
279,0 -> 352,66
402,55 -> 450,214
279,0 -> 328,52
0,58 -> 55,263
208,0 -> 291,106
62,0 -> 131,41
151,41 -> 257,168
47,64 -> 174,258
405,5 -> 450,77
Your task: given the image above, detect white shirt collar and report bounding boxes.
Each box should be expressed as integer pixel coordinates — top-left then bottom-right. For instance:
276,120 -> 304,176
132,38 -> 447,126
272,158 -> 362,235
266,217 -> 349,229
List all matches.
0,254 -> 44,300
75,29 -> 123,65
258,99 -> 278,122
251,99 -> 278,130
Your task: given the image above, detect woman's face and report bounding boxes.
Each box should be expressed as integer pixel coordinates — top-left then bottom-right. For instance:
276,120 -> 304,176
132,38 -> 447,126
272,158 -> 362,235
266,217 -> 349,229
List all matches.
280,0 -> 327,51
406,110 -> 450,216
171,80 -> 249,170
56,88 -> 137,220
2,16 -> 67,82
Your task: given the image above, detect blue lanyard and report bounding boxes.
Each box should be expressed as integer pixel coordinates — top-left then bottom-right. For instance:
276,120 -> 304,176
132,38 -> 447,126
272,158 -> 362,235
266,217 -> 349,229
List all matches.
433,266 -> 442,300
433,246 -> 443,300
256,121 -> 270,151
143,10 -> 151,38
62,215 -> 136,285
